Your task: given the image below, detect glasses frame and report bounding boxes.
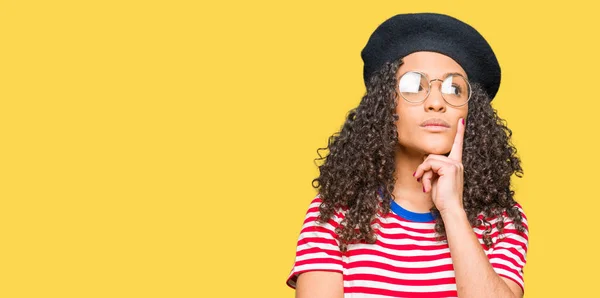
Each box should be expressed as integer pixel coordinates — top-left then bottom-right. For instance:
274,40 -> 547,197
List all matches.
397,71 -> 473,107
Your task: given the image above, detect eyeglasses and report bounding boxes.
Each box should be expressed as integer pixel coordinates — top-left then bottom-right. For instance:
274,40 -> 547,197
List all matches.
398,71 -> 472,107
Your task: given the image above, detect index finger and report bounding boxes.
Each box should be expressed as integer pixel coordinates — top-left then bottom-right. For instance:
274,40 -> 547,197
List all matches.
448,117 -> 465,161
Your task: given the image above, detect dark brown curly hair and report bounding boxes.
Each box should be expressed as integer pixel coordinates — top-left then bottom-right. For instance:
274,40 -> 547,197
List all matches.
311,58 -> 527,253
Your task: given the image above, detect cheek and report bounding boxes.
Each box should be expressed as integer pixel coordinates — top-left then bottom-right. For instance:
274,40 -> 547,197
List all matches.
395,107 -> 418,141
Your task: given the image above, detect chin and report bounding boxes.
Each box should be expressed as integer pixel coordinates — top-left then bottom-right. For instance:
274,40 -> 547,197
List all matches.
424,148 -> 450,155
398,136 -> 451,156
421,143 -> 451,155
419,135 -> 452,155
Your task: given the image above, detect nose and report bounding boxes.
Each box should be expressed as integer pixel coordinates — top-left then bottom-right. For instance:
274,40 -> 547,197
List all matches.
424,79 -> 446,112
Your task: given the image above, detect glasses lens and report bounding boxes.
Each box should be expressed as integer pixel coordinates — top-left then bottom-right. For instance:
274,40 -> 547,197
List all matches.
441,74 -> 470,106
399,72 -> 428,102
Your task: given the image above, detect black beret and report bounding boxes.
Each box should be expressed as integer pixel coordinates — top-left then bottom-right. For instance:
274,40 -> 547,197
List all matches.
361,13 -> 501,100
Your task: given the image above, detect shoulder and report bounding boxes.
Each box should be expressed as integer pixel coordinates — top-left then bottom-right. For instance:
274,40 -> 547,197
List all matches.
501,202 -> 528,232
473,202 -> 529,243
296,193 -> 348,237
303,194 -> 347,224
484,202 -> 529,293
476,202 -> 528,227
489,202 -> 529,244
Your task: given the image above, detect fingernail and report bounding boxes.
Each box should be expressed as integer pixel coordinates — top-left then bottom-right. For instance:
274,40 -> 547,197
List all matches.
462,118 -> 465,125
422,186 -> 426,192
417,177 -> 420,182
413,171 -> 416,177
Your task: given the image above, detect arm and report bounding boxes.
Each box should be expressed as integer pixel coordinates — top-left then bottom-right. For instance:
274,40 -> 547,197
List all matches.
414,118 -> 525,297
286,195 -> 345,293
441,207 -> 523,298
296,271 -> 343,298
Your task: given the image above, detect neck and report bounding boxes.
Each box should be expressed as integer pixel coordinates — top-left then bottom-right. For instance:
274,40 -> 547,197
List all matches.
393,145 -> 434,213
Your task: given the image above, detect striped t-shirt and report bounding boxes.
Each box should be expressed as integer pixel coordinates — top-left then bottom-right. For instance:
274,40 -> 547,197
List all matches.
286,194 -> 529,297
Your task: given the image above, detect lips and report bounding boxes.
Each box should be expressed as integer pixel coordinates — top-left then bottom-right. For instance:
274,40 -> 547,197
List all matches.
420,118 -> 450,128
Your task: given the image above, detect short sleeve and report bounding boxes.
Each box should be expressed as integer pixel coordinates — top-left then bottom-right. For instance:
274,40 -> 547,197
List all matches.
487,204 -> 529,293
285,194 -> 344,289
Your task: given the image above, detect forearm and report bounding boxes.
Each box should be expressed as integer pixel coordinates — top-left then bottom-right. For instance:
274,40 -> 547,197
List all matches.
441,207 -> 517,298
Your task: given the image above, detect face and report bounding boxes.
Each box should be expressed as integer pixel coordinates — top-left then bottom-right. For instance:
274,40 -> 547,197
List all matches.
394,51 -> 469,156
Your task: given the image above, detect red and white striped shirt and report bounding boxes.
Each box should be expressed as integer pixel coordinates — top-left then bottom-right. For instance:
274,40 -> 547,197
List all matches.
286,194 -> 529,297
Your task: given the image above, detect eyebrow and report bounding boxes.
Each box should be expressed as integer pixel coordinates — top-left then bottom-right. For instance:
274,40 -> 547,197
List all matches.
400,71 -> 468,80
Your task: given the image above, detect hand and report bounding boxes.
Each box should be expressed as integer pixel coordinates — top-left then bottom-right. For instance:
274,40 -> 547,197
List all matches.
413,118 -> 466,214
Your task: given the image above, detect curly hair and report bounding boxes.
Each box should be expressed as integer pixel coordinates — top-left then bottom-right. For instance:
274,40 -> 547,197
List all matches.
311,58 -> 526,253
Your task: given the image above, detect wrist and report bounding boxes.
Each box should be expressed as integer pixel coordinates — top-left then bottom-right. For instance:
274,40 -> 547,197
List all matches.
439,205 -> 466,221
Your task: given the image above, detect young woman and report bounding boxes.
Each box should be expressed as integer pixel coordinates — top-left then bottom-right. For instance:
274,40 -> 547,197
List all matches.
286,13 -> 529,298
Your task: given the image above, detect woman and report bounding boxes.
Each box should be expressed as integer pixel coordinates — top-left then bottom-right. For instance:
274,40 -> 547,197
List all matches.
286,13 -> 528,298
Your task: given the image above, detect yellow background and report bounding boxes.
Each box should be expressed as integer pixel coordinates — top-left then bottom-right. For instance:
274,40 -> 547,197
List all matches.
1,1 -> 596,297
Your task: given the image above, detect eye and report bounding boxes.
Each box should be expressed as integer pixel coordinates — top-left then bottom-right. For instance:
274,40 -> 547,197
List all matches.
442,75 -> 465,96
399,72 -> 424,93
450,85 -> 461,95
